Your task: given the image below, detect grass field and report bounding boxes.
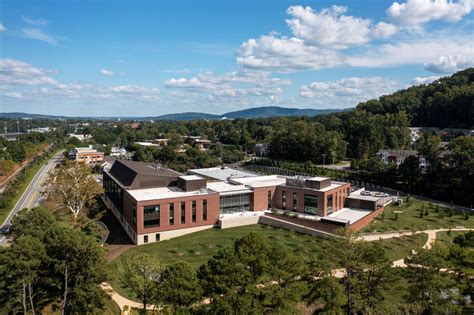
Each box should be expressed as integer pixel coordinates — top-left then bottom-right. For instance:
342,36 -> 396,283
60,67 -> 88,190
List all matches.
0,148 -> 62,224
362,198 -> 474,233
435,230 -> 469,246
374,233 -> 428,261
110,224 -> 427,301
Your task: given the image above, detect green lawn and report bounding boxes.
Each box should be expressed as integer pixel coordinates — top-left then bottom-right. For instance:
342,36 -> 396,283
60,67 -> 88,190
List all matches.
110,225 -> 428,301
434,230 -> 469,246
362,198 -> 474,233
374,233 -> 428,262
0,148 -> 62,224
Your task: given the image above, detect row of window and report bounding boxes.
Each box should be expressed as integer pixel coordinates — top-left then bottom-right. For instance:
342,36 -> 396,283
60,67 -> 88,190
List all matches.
143,200 -> 208,228
281,191 -> 339,215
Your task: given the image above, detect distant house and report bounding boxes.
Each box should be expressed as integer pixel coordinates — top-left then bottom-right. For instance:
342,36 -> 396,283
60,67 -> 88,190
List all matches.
254,143 -> 269,157
376,149 -> 426,170
194,139 -> 212,151
110,147 -> 128,157
154,139 -> 170,147
134,142 -> 159,147
185,136 -> 212,151
68,133 -> 92,141
69,146 -> 104,164
27,127 -> 55,133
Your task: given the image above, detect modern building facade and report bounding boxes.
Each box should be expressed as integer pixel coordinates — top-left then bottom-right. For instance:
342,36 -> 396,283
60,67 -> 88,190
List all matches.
103,161 -> 385,245
68,146 -> 105,164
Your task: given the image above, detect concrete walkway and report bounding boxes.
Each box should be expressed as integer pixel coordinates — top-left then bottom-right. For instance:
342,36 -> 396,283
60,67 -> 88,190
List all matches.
104,228 -> 473,312
101,282 -> 157,314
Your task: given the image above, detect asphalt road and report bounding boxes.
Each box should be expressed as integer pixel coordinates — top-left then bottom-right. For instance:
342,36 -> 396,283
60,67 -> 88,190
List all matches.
0,151 -> 63,245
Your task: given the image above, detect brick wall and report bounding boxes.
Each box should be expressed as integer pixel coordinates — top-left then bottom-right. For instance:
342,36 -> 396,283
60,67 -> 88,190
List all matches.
349,206 -> 385,232
131,192 -> 220,235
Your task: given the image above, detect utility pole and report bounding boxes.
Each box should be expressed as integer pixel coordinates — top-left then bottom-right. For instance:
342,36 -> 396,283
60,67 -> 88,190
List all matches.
322,153 -> 326,167
17,120 -> 19,134
3,122 -> 7,137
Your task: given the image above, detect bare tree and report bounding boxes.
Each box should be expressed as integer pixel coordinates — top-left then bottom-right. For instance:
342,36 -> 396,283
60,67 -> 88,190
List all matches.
45,161 -> 103,225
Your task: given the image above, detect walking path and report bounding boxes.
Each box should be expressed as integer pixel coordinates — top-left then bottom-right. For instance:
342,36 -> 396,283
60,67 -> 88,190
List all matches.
103,227 -> 473,312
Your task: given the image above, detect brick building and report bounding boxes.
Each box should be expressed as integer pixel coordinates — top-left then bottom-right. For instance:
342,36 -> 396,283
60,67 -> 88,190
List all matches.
68,146 -> 104,164
103,162 -> 386,245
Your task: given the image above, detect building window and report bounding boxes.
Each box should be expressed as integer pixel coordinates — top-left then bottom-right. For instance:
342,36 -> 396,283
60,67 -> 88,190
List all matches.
203,200 -> 207,221
267,191 -> 272,209
220,193 -> 252,214
327,195 -> 333,214
132,204 -> 136,224
155,233 -> 160,242
144,235 -> 148,243
293,192 -> 297,211
304,195 -> 318,215
144,205 -> 160,227
282,191 -> 286,210
181,202 -> 186,224
192,201 -> 197,222
169,203 -> 174,225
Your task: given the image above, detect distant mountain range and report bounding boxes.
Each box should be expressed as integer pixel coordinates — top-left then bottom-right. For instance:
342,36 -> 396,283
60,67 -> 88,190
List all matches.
0,106 -> 345,121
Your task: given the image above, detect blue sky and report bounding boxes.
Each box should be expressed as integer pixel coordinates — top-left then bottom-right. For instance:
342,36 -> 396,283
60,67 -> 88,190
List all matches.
1,0 -> 473,116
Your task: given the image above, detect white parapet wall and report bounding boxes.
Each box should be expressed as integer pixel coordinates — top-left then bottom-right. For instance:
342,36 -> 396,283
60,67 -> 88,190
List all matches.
218,211 -> 265,229
137,225 -> 214,245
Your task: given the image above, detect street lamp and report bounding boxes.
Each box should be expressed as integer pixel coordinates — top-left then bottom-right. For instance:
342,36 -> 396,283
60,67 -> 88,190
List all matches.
322,153 -> 326,167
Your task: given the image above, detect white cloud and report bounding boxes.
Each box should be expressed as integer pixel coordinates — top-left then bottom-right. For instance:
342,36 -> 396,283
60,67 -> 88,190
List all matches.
3,92 -> 23,98
236,35 -> 346,72
101,68 -> 125,76
0,23 -> 6,32
0,58 -> 58,86
387,0 -> 473,28
300,77 -> 399,106
285,5 -> 398,49
101,69 -> 115,76
372,22 -> 399,38
424,54 -> 474,73
164,71 -> 290,101
348,37 -> 474,67
21,16 -> 49,26
0,58 -> 160,104
21,28 -> 58,45
411,76 -> 440,85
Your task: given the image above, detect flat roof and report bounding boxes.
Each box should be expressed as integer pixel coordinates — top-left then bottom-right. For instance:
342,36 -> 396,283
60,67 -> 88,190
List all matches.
188,167 -> 257,182
346,192 -> 381,202
231,175 -> 286,188
128,186 -> 213,201
179,175 -> 204,181
206,181 -> 252,194
308,176 -> 330,181
326,208 -> 372,224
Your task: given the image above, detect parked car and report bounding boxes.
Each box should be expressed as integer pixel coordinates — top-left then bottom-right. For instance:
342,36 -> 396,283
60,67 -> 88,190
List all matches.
375,192 -> 389,197
361,191 -> 372,196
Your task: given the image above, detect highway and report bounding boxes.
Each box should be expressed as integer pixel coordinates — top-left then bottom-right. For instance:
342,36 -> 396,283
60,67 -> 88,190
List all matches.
0,151 -> 63,245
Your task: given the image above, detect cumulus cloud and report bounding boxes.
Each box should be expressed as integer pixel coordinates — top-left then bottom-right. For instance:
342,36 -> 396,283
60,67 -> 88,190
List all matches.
0,58 -> 58,86
411,76 -> 440,85
285,5 -> 398,49
0,58 -> 160,103
0,23 -> 6,32
300,77 -> 399,106
164,71 -> 290,96
236,35 -> 346,72
21,28 -> 58,45
387,0 -> 473,28
424,54 -> 474,73
348,37 -> 474,67
21,16 -> 49,26
100,68 -> 125,76
372,22 -> 399,38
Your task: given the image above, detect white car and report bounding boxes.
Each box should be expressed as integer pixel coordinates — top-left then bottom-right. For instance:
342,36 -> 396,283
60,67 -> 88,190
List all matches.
361,191 -> 372,196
